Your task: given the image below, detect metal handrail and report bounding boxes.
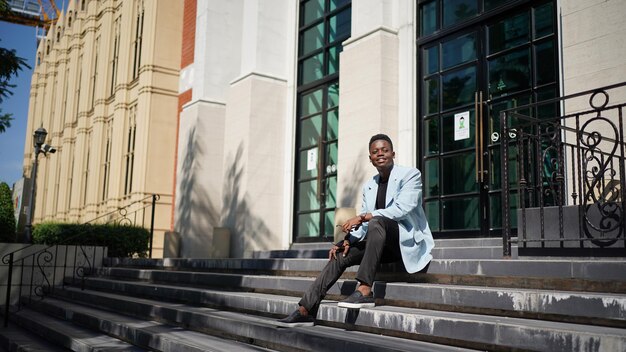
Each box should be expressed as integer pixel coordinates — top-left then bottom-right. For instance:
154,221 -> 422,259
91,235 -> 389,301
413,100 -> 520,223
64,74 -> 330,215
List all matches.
2,193 -> 160,326
501,82 -> 626,257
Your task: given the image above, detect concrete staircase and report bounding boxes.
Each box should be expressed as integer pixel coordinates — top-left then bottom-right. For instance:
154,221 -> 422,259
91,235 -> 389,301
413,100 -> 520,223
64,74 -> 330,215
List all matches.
1,238 -> 625,351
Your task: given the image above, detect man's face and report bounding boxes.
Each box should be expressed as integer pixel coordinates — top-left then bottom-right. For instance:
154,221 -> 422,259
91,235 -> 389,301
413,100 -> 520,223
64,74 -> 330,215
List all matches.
369,139 -> 395,170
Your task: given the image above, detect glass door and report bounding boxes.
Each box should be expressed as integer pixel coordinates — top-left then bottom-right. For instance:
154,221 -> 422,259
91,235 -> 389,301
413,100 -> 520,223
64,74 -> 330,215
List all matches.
294,84 -> 339,241
419,0 -> 558,237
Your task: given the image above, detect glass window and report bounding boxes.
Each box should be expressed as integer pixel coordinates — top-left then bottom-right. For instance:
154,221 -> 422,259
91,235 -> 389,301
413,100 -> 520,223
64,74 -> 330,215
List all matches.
298,212 -> 320,236
325,176 -> 337,207
442,196 -> 480,230
442,32 -> 477,69
330,0 -> 350,11
420,1 -> 437,36
442,66 -> 477,110
489,193 -> 518,228
329,8 -> 351,43
300,115 -> 322,148
425,117 -> 439,155
302,0 -> 324,26
327,109 -> 338,140
442,153 -> 478,194
534,2 -> 554,38
484,0 -> 510,11
327,45 -> 341,75
443,0 -> 478,28
301,53 -> 324,85
327,82 -> 339,108
300,88 -> 324,116
424,45 -> 439,75
536,86 -> 557,119
299,180 -> 320,210
300,23 -> 324,56
425,158 -> 440,196
535,40 -> 555,86
425,77 -> 439,115
324,211 -> 335,236
489,11 -> 529,54
425,200 -> 440,231
488,48 -> 530,97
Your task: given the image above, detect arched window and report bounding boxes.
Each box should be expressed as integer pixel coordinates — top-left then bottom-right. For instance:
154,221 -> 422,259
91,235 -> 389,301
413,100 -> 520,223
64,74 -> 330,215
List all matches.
81,0 -> 86,11
46,44 -> 50,54
37,53 -> 41,66
56,27 -> 61,42
68,12 -> 72,27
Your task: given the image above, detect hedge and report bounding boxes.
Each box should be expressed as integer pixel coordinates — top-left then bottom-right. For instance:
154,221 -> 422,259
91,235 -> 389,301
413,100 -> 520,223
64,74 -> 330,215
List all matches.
33,222 -> 149,258
0,182 -> 15,242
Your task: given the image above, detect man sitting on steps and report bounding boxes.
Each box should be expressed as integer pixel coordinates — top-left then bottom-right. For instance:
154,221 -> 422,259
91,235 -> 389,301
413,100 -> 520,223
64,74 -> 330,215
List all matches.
277,133 -> 435,326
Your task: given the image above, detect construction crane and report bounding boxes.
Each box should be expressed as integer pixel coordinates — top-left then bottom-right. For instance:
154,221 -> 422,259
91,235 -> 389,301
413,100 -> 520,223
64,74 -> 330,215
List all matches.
1,0 -> 60,29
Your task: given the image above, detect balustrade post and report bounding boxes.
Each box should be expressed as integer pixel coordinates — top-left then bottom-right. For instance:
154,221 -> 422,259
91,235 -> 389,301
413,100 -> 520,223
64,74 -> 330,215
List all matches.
4,253 -> 13,327
149,194 -> 156,258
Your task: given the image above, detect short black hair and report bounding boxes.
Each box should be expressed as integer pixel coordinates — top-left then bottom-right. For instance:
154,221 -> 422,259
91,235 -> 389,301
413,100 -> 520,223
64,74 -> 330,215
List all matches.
369,134 -> 393,150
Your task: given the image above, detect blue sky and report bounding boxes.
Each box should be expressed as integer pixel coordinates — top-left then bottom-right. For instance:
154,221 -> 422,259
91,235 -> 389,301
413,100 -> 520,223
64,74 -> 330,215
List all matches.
0,21 -> 36,187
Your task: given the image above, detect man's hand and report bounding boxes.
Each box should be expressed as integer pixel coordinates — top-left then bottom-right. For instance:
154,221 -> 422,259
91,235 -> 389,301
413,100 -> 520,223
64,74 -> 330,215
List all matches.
328,240 -> 350,260
341,215 -> 363,233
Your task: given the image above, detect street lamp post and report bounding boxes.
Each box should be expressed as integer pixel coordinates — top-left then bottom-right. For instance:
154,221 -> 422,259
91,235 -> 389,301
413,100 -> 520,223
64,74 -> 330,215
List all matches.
24,127 -> 48,243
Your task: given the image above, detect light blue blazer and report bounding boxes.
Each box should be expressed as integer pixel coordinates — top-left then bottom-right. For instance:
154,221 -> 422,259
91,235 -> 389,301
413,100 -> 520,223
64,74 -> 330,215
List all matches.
347,164 -> 435,273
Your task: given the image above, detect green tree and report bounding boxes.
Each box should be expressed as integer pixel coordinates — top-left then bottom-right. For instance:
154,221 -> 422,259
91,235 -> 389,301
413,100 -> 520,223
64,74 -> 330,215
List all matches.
0,0 -> 31,133
0,182 -> 16,242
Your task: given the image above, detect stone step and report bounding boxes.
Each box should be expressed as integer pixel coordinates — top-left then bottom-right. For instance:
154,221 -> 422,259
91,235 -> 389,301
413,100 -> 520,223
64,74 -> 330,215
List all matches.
0,324 -> 68,352
289,237 -> 508,251
27,297 -> 280,352
87,272 -> 626,327
104,257 -> 626,293
9,308 -> 145,351
42,290 -> 475,352
55,284 -> 626,352
252,246 -> 518,260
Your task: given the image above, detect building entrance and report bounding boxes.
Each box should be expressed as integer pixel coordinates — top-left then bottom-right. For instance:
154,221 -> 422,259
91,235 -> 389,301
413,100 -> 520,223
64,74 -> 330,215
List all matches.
418,0 -> 558,237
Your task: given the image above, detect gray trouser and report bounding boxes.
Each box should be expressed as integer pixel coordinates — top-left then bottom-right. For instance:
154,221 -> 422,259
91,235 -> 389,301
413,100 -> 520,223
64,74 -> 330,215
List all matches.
298,216 -> 402,316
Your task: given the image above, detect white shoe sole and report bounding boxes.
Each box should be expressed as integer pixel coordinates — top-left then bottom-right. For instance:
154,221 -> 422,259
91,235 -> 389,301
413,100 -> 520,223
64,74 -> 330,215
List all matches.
337,302 -> 375,309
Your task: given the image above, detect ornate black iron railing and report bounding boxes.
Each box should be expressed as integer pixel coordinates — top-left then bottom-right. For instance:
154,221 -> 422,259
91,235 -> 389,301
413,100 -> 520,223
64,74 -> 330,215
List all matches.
1,194 -> 160,326
501,82 -> 626,257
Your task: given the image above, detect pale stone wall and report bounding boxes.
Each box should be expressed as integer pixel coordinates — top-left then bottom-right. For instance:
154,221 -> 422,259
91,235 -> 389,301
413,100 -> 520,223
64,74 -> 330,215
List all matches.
175,0 -> 297,257
23,0 -> 182,258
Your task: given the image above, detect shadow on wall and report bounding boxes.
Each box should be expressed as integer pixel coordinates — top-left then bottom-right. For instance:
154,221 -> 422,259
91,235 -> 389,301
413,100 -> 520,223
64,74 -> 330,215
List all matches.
222,143 -> 273,258
175,126 -> 219,257
339,152 -> 367,209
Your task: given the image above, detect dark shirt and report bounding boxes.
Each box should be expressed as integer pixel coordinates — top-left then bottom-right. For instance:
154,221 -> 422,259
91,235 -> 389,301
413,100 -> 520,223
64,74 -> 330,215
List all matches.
375,177 -> 388,210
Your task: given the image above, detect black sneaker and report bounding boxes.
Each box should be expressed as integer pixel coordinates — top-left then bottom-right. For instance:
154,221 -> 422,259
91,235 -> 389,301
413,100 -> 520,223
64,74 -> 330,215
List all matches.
276,310 -> 315,327
338,290 -> 375,308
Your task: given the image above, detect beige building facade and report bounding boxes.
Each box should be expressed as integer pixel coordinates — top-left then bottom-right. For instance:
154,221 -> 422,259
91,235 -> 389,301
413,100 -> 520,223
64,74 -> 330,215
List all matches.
174,0 -> 626,258
22,0 -> 182,257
